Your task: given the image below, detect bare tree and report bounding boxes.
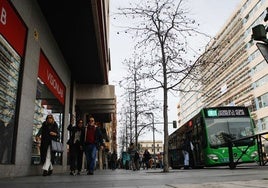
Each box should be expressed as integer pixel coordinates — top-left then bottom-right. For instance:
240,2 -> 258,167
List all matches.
116,0 -> 211,172
119,54 -> 162,148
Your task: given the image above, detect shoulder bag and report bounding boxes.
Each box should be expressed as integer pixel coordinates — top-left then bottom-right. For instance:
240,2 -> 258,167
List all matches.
51,140 -> 64,152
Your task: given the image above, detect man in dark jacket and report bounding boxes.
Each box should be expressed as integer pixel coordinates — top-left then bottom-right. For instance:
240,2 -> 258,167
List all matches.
182,135 -> 193,169
143,149 -> 151,169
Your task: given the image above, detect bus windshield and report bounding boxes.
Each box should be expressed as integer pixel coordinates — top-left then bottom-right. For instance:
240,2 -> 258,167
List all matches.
205,117 -> 254,147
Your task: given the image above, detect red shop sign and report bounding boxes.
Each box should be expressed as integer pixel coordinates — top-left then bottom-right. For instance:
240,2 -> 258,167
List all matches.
0,0 -> 27,57
38,51 -> 65,105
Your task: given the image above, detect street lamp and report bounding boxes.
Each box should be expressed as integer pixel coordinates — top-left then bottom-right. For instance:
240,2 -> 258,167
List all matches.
146,112 -> 156,169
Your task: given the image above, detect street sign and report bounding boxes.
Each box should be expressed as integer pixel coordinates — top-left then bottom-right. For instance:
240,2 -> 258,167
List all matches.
256,42 -> 268,63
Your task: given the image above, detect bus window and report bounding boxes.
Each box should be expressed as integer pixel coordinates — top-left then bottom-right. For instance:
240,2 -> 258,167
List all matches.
205,117 -> 253,147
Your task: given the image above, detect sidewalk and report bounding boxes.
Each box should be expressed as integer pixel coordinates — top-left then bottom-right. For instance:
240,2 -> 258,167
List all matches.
0,168 -> 267,188
173,180 -> 268,188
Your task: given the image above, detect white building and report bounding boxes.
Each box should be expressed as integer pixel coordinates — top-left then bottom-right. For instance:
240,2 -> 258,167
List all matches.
178,0 -> 268,136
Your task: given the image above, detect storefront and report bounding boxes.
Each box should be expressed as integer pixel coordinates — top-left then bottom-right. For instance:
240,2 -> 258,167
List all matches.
0,0 -> 70,174
0,0 -> 27,164
0,0 -> 113,178
32,50 -> 66,165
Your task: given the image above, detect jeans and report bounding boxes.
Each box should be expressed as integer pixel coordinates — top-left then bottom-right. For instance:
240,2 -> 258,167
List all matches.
84,144 -> 97,172
182,150 -> 189,166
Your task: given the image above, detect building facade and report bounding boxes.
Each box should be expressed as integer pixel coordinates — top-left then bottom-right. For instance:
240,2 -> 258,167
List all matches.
177,0 -> 268,135
0,0 -> 116,178
138,140 -> 163,155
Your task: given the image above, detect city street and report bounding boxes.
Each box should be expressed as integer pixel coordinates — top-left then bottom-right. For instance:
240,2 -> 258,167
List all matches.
0,164 -> 268,188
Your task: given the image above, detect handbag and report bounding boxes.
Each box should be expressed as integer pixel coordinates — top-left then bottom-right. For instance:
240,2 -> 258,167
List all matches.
51,140 -> 64,152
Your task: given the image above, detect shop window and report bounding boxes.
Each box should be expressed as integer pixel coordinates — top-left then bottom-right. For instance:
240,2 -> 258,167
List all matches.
0,0 -> 27,164
0,35 -> 21,164
31,51 -> 65,165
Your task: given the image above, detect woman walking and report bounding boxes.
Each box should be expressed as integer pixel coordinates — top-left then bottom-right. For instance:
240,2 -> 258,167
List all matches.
36,114 -> 59,176
67,119 -> 85,175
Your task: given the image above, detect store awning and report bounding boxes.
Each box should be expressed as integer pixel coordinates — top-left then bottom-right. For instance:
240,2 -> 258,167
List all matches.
75,84 -> 116,122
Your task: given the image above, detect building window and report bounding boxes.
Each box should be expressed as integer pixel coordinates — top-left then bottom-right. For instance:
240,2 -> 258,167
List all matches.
257,93 -> 268,109
260,117 -> 268,131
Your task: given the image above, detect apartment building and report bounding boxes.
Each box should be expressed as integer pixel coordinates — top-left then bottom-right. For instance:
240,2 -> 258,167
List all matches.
178,0 -> 268,135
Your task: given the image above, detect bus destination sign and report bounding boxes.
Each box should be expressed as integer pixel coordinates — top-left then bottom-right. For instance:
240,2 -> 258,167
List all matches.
206,108 -> 248,118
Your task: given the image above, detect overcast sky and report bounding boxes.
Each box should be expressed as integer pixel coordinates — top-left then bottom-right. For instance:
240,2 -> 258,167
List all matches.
109,0 -> 242,141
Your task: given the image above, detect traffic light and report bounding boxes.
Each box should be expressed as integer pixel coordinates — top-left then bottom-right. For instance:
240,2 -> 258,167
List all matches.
252,8 -> 268,63
172,120 -> 177,128
252,24 -> 268,43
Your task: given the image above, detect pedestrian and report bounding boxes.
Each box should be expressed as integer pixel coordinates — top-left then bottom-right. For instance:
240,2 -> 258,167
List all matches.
158,153 -> 163,169
139,153 -> 143,169
36,114 -> 59,176
134,151 -> 140,170
128,142 -> 138,170
110,151 -> 118,170
67,118 -> 85,175
84,116 -> 104,175
182,135 -> 193,169
143,149 -> 151,170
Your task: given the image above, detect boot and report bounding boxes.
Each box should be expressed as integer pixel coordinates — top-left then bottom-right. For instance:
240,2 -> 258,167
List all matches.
42,170 -> 48,176
48,170 -> 53,175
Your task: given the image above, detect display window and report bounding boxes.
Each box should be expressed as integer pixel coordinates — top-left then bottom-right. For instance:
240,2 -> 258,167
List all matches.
0,35 -> 21,164
32,51 -> 66,165
0,0 -> 27,164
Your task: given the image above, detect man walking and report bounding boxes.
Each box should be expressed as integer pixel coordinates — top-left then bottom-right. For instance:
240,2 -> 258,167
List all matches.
84,116 -> 104,175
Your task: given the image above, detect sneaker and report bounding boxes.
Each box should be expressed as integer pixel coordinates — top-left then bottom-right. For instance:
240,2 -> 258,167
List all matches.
77,171 -> 81,175
87,171 -> 94,175
70,171 -> 76,176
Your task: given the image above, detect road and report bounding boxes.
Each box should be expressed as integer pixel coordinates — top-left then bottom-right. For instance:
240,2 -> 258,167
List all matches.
0,164 -> 268,188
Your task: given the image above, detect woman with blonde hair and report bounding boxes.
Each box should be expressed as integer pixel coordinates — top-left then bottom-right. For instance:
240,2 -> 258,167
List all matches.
36,114 -> 59,176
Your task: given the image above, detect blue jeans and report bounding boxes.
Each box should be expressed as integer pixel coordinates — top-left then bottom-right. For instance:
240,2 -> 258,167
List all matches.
84,144 -> 97,172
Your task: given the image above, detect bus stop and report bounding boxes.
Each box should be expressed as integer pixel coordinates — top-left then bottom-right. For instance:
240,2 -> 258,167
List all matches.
227,131 -> 268,169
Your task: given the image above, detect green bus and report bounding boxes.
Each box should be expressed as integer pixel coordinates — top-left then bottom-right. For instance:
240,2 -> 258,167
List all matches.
168,106 -> 258,169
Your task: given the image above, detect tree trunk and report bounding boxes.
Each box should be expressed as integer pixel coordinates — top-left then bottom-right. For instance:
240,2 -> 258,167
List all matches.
162,45 -> 169,172
163,84 -> 169,172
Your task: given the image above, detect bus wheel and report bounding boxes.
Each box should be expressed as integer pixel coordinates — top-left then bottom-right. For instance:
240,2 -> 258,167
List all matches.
229,162 -> 236,169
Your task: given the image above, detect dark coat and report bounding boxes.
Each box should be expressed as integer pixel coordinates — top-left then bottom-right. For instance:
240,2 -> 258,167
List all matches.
67,124 -> 85,147
143,151 -> 151,162
37,121 -> 59,164
182,139 -> 191,152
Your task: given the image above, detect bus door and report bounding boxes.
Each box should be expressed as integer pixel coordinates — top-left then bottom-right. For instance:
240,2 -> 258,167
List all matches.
192,116 -> 205,168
